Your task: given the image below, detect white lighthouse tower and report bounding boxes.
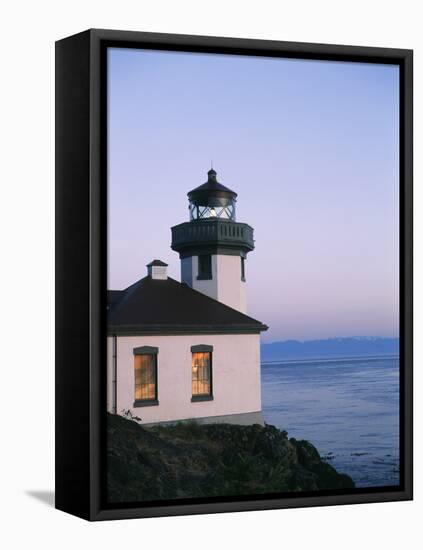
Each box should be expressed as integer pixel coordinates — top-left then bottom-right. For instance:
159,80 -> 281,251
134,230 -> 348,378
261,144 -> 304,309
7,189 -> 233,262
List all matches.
171,168 -> 255,313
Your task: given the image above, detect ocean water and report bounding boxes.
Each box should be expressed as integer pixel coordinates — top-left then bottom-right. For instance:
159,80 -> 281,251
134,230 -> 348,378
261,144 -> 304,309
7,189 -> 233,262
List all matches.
261,355 -> 400,488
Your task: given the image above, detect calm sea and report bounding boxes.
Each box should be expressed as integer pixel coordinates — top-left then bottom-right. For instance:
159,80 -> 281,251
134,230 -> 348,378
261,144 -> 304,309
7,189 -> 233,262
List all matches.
261,355 -> 400,488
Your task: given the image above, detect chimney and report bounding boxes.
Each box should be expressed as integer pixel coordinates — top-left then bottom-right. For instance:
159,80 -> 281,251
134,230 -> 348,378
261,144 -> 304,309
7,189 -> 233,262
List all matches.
147,259 -> 168,280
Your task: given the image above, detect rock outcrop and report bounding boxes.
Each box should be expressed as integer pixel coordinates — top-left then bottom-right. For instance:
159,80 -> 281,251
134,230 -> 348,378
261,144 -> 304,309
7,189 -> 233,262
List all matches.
107,413 -> 354,503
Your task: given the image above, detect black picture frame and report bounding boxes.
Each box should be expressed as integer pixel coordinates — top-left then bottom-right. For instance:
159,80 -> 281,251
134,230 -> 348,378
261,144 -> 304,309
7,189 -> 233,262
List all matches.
55,28 -> 413,521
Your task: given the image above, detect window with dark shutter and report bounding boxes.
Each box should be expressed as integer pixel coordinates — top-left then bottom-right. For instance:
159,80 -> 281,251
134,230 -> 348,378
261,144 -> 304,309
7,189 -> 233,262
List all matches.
197,254 -> 212,280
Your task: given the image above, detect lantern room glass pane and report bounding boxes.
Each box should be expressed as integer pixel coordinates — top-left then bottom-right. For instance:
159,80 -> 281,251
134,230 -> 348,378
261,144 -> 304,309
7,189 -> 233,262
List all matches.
192,352 -> 212,396
189,201 -> 236,221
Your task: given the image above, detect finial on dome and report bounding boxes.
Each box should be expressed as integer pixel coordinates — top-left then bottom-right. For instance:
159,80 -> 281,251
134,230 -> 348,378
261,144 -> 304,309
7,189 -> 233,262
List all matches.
208,166 -> 217,180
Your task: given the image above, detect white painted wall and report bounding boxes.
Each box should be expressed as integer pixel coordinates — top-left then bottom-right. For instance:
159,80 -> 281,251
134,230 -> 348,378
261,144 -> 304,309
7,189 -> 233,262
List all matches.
107,333 -> 261,423
181,254 -> 247,313
147,264 -> 167,279
192,254 -> 219,300
216,255 -> 247,313
181,255 -> 218,298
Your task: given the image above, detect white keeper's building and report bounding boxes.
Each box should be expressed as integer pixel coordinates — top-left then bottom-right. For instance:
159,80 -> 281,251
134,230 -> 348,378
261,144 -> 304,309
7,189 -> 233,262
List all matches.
107,169 -> 268,425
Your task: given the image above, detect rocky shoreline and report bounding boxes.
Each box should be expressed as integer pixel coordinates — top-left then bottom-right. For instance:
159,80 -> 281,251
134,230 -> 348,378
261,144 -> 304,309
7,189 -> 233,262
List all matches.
107,413 -> 355,503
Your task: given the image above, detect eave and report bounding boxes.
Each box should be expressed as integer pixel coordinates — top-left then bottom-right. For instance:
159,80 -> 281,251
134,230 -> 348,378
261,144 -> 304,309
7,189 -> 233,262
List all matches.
107,323 -> 268,336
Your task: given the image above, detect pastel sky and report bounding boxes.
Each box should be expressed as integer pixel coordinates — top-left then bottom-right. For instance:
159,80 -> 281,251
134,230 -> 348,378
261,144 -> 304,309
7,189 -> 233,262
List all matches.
108,47 -> 399,343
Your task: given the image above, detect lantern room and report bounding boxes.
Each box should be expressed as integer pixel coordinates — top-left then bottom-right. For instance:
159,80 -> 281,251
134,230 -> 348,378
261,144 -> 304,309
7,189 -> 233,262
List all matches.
188,168 -> 237,221
172,167 -> 255,313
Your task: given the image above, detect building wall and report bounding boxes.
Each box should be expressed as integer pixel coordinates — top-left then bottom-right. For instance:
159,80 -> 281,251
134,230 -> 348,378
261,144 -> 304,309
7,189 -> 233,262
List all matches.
180,255 -> 218,299
181,254 -> 247,313
180,257 -> 193,287
107,333 -> 262,424
216,255 -> 247,313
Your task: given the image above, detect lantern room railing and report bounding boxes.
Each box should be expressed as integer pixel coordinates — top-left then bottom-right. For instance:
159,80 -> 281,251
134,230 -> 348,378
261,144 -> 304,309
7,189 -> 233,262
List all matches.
171,219 -> 254,252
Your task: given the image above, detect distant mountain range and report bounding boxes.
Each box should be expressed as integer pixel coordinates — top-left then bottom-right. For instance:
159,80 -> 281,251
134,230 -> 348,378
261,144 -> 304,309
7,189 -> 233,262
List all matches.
261,337 -> 399,362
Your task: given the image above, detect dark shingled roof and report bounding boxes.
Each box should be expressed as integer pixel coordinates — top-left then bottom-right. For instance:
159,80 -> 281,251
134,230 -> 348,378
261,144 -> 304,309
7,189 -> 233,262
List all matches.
108,276 -> 268,335
108,290 -> 124,308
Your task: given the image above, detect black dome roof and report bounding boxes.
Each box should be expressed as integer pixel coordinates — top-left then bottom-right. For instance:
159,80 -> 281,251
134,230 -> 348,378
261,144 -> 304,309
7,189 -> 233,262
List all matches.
188,169 -> 237,202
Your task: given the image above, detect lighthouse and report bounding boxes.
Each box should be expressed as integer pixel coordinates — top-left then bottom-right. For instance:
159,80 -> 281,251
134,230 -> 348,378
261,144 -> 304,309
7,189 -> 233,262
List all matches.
107,167 -> 267,426
171,168 -> 254,313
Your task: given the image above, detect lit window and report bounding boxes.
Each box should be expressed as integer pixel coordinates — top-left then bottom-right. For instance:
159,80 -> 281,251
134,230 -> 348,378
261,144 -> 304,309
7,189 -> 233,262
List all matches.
191,345 -> 213,401
133,347 -> 158,406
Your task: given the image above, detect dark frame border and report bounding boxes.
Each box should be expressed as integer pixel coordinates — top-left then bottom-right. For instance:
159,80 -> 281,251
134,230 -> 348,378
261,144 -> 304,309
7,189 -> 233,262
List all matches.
55,28 -> 413,521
